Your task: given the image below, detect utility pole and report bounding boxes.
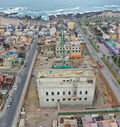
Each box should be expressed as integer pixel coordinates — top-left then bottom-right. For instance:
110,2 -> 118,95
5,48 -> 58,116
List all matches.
61,31 -> 65,67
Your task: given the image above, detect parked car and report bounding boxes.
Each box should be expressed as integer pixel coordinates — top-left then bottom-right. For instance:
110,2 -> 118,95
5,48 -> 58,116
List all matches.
14,85 -> 18,90
7,102 -> 11,108
24,64 -> 27,67
9,97 -> 13,102
32,73 -> 34,77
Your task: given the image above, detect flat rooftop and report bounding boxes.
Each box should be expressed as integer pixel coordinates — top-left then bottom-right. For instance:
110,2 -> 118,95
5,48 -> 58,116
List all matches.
37,69 -> 96,78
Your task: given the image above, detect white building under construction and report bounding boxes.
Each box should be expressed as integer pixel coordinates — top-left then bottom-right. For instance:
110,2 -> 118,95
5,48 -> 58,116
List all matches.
55,41 -> 84,57
37,70 -> 96,108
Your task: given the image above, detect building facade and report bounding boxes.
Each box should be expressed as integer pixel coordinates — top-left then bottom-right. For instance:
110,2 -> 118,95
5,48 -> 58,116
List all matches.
55,41 -> 84,57
37,71 -> 96,108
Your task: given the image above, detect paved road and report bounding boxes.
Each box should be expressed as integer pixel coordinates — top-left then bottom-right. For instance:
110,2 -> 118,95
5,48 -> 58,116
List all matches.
75,23 -> 120,102
0,40 -> 38,127
81,23 -> 120,77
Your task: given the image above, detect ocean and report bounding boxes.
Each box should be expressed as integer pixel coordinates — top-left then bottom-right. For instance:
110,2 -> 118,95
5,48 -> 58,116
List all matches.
0,0 -> 120,19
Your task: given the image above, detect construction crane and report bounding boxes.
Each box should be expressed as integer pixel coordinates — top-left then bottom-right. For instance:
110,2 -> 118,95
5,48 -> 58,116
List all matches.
54,25 -> 72,69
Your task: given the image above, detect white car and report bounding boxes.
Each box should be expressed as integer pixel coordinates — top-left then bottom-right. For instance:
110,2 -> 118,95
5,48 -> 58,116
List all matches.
7,102 -> 11,108
9,97 -> 13,103
14,85 -> 18,90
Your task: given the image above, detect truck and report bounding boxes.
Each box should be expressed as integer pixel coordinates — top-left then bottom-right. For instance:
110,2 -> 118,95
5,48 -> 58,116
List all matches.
69,54 -> 83,59
48,54 -> 53,59
97,60 -> 104,69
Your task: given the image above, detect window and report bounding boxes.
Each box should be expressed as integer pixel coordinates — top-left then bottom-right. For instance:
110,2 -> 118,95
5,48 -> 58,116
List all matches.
57,99 -> 60,102
85,98 -> 87,100
57,92 -> 60,95
68,98 -> 71,101
63,80 -> 65,82
52,92 -> 54,95
52,99 -> 54,101
79,98 -> 81,101
67,80 -> 69,82
85,91 -> 88,94
74,99 -> 76,101
46,99 -> 49,101
63,98 -> 65,101
87,80 -> 93,83
46,92 -> 48,95
80,91 -> 82,94
68,91 -> 71,95
63,92 -> 65,95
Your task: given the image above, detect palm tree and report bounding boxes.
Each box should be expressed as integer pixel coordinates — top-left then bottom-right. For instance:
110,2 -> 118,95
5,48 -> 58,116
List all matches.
107,56 -> 110,61
103,54 -> 106,58
97,46 -> 100,50
111,63 -> 114,68
116,68 -> 119,74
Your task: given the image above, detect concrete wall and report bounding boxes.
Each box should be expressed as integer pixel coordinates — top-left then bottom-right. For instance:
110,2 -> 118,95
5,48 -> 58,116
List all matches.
37,78 -> 95,108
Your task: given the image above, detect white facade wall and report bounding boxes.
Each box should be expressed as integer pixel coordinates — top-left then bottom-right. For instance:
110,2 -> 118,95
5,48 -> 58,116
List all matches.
56,46 -> 82,57
37,77 -> 95,108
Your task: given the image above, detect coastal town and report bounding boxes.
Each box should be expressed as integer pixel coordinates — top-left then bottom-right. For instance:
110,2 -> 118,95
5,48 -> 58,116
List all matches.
0,10 -> 120,127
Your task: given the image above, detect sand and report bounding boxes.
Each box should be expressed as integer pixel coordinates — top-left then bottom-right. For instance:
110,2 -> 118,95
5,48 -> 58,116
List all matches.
0,16 -> 23,25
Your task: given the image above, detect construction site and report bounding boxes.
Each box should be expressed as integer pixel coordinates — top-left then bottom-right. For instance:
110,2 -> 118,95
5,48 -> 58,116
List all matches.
23,52 -> 115,127
22,21 -> 119,127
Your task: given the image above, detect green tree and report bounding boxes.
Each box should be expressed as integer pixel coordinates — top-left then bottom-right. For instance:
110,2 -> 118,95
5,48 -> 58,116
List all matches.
116,68 -> 119,74
74,31 -> 78,37
0,93 -> 3,99
97,46 -> 100,50
0,58 -> 3,63
118,57 -> 120,67
112,56 -> 117,63
103,54 -> 106,58
111,63 -> 114,68
107,56 -> 110,61
4,44 -> 10,49
2,83 -> 8,89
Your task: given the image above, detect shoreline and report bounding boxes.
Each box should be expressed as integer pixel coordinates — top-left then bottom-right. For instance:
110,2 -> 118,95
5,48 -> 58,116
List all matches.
0,10 -> 120,22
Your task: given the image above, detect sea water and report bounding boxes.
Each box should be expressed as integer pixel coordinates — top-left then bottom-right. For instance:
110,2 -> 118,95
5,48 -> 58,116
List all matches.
0,0 -> 120,19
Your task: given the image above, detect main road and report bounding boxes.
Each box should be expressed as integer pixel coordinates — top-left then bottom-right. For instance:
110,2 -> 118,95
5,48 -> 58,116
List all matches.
75,22 -> 120,102
0,38 -> 38,127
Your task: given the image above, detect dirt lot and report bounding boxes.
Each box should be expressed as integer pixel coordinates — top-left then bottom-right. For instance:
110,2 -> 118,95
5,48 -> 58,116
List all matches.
24,70 -> 57,127
24,54 -> 114,127
93,75 -> 113,109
